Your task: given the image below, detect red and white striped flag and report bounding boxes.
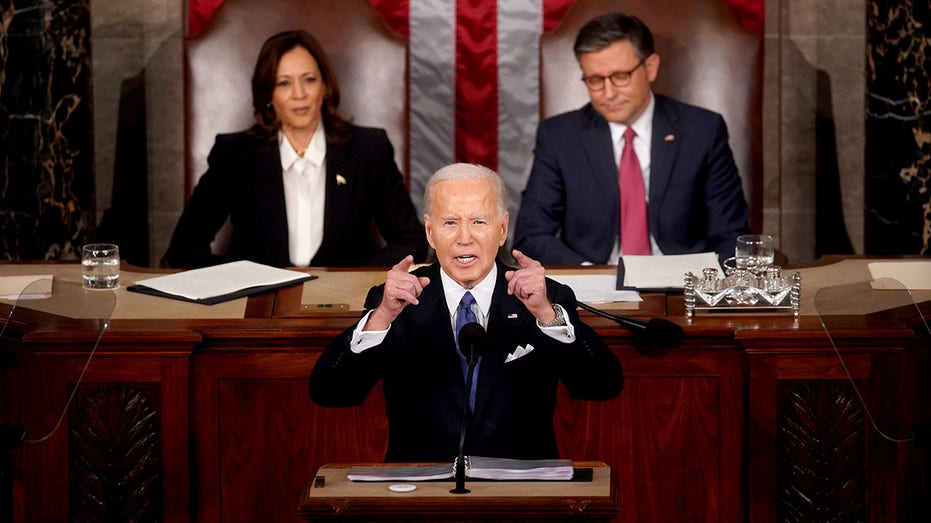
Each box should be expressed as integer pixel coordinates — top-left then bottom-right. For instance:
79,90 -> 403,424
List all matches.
188,0 -> 762,219
366,0 -> 578,218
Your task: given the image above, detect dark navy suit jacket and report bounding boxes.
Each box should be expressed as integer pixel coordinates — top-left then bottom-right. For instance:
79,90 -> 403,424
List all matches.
309,261 -> 624,462
164,125 -> 427,268
513,96 -> 749,265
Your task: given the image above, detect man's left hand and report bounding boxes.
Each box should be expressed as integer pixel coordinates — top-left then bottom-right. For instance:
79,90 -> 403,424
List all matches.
505,249 -> 557,324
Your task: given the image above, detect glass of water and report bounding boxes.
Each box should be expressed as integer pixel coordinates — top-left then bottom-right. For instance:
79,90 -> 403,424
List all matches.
735,234 -> 774,273
82,243 -> 120,290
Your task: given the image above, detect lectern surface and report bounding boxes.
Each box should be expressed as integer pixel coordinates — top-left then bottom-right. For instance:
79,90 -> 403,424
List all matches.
299,462 -> 618,521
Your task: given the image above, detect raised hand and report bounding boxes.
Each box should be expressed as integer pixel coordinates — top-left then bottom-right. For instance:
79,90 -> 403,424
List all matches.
504,249 -> 557,324
365,255 -> 431,331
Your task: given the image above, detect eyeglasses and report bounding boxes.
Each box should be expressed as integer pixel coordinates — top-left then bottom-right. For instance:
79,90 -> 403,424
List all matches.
581,57 -> 647,90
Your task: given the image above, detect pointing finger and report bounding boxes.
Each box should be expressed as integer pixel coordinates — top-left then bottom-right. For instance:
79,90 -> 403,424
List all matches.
394,254 -> 415,272
511,249 -> 541,270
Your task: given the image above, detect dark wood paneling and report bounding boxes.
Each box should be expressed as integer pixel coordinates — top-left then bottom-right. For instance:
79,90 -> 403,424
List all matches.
2,342 -> 192,523
69,383 -> 164,522
776,381 -> 866,522
555,349 -> 745,523
216,376 -> 387,523
3,276 -> 925,522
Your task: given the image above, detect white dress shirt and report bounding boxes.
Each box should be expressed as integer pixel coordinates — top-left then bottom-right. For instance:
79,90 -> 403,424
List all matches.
280,124 -> 326,266
348,265 -> 575,353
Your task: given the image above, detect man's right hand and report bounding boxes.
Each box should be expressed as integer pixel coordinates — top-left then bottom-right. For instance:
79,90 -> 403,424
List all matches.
364,255 -> 431,331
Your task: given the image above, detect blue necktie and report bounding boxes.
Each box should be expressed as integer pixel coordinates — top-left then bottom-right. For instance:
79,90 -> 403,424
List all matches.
455,292 -> 480,410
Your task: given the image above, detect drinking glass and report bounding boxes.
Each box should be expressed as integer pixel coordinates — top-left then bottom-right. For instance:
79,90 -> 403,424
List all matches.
82,243 -> 120,290
735,234 -> 774,273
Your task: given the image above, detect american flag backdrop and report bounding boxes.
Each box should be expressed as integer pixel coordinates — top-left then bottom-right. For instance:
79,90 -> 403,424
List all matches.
187,0 -> 762,219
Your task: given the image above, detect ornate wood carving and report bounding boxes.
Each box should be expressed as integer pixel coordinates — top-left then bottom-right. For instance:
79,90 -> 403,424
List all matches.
777,381 -> 866,522
69,384 -> 163,522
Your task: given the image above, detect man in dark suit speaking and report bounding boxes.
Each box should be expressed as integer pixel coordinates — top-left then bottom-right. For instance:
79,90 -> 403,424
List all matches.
513,12 -> 750,265
310,163 -> 623,462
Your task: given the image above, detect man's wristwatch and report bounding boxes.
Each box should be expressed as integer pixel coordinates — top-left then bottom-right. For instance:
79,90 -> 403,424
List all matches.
538,305 -> 567,328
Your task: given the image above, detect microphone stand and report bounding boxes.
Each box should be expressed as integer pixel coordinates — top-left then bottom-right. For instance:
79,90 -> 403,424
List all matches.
577,301 -> 684,351
450,359 -> 477,494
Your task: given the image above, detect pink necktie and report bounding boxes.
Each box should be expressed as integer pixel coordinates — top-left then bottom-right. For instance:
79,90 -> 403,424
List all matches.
619,127 -> 651,255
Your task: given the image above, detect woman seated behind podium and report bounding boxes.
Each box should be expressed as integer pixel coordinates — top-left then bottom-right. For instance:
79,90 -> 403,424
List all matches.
164,30 -> 428,268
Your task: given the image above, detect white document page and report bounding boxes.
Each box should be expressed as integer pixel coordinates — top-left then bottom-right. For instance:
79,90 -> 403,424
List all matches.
621,252 -> 722,289
0,274 -> 54,300
867,261 -> 931,290
133,261 -> 310,301
549,274 -> 641,303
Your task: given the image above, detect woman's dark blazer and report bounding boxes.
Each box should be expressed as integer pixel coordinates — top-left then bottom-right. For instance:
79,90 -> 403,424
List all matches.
164,125 -> 427,268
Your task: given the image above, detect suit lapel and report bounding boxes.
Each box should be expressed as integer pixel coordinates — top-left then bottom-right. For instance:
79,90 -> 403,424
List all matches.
254,145 -> 291,265
580,105 -> 619,197
407,265 -> 469,414
580,106 -> 622,263
470,263 -> 528,422
649,96 -> 681,227
318,142 -> 351,254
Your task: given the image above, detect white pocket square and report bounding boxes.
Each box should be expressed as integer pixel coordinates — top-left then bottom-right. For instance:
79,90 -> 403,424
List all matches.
505,344 -> 534,363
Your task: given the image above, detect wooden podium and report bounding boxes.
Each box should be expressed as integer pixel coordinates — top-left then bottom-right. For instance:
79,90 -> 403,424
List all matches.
298,462 -> 618,521
3,259 -> 928,521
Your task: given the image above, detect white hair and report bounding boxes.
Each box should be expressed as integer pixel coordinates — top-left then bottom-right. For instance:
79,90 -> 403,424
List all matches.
423,163 -> 508,218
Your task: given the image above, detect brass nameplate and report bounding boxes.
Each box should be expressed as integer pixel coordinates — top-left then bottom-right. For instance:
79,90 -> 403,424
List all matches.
300,303 -> 350,313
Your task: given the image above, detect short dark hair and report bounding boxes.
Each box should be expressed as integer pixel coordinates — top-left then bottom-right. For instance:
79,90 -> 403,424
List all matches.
573,12 -> 655,61
250,30 -> 352,145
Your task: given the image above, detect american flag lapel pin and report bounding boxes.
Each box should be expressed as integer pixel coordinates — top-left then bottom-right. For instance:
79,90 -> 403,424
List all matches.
664,134 -> 675,142
507,313 -> 518,319
336,174 -> 347,185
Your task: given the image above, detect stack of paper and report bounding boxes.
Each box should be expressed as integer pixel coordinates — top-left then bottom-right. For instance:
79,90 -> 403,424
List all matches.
867,261 -> 931,290
549,274 -> 641,303
620,252 -> 721,289
464,456 -> 574,481
346,464 -> 454,482
0,275 -> 53,300
128,260 -> 315,304
346,456 -> 575,482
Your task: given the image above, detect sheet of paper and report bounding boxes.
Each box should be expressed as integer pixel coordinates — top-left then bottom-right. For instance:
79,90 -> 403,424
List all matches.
133,261 -> 310,301
465,456 -> 574,481
0,274 -> 54,300
621,252 -> 721,289
549,274 -> 641,303
867,261 -> 931,290
347,464 -> 453,482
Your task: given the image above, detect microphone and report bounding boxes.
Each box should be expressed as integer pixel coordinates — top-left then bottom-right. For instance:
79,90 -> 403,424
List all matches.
451,322 -> 485,494
458,322 -> 486,365
577,302 -> 683,351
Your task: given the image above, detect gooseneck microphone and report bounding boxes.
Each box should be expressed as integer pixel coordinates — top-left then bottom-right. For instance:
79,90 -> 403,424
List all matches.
451,322 -> 486,494
577,302 -> 684,351
458,322 -> 486,366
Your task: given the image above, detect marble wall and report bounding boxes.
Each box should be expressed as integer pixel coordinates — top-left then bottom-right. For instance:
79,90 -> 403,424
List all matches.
864,1 -> 930,255
0,0 -> 94,260
5,1 -> 926,265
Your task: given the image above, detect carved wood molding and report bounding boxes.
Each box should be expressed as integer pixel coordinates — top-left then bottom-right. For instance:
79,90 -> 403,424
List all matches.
777,381 -> 866,522
69,384 -> 163,522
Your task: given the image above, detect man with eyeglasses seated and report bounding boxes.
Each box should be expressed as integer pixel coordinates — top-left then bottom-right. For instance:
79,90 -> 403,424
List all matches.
513,12 -> 749,266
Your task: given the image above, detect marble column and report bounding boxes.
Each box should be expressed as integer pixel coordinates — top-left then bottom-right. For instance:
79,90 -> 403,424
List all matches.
865,1 -> 931,254
0,0 -> 94,260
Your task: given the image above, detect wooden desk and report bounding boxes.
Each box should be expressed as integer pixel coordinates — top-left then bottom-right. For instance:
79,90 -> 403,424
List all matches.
299,462 -> 617,521
1,259 -> 928,522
